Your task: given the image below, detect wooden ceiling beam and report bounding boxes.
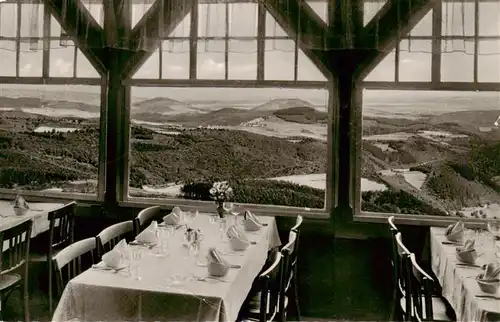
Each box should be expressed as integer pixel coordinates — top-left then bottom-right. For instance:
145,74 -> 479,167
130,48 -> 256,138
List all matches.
357,0 -> 438,78
121,0 -> 195,79
263,0 -> 332,79
42,0 -> 107,75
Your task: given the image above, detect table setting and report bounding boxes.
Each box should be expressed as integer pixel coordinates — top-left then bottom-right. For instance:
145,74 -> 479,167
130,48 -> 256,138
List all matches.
52,206 -> 281,322
0,195 -> 63,238
430,220 -> 500,322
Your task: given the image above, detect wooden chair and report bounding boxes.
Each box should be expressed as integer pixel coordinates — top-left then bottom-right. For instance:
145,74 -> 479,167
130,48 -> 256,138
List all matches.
245,251 -> 283,322
0,219 -> 33,322
287,215 -> 303,321
133,206 -> 161,236
47,201 -> 76,313
96,221 -> 134,257
278,231 -> 299,322
52,238 -> 96,307
388,216 -> 404,320
407,254 -> 453,322
395,232 -> 412,321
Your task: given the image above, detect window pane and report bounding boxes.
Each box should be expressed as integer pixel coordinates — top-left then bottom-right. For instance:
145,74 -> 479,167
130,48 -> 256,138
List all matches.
129,87 -> 328,210
441,40 -> 474,82
228,40 -> 257,80
50,41 -> 75,77
479,2 -> 500,36
0,84 -> 101,197
297,49 -> 327,81
0,41 -> 16,76
265,39 -> 295,80
199,4 -> 226,38
266,13 -> 288,37
306,0 -> 328,23
361,90 -> 500,218
161,40 -> 189,79
132,49 -> 159,79
363,1 -> 387,26
442,2 -> 475,36
228,3 -> 257,37
76,50 -> 100,78
409,11 -> 432,36
399,40 -> 431,82
478,40 -> 500,83
20,4 -> 43,38
197,40 -> 225,79
0,3 -> 17,38
20,41 -> 42,77
364,50 -> 395,81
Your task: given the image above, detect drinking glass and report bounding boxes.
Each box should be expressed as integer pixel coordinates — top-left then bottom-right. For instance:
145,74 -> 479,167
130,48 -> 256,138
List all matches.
131,249 -> 142,280
219,217 -> 227,242
224,202 -> 239,226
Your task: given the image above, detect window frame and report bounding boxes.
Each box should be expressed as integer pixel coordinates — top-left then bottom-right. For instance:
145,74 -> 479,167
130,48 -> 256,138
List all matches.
121,82 -> 333,220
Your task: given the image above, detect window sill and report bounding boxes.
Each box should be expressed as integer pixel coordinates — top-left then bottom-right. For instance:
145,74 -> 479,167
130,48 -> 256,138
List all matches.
120,197 -> 330,220
355,211 -> 489,229
0,189 -> 99,203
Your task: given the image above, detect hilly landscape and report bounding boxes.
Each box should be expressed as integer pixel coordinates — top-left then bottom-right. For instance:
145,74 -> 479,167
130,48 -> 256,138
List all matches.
0,92 -> 499,217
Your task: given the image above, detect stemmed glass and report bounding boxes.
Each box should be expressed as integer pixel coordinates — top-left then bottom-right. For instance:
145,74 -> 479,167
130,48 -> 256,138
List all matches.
223,202 -> 239,226
130,249 -> 142,280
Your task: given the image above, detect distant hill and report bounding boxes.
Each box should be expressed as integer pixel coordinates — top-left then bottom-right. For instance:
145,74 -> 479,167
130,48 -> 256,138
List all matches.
252,98 -> 314,112
133,97 -> 199,114
0,96 -> 42,108
273,106 -> 328,124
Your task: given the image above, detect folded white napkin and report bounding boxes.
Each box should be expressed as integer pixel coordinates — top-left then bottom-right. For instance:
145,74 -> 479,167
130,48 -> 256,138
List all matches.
207,247 -> 229,277
456,239 -> 477,264
13,195 -> 29,209
115,239 -> 131,260
243,210 -> 262,231
102,247 -> 123,268
163,207 -> 184,225
227,225 -> 250,251
136,221 -> 158,244
482,263 -> 500,281
445,221 -> 464,242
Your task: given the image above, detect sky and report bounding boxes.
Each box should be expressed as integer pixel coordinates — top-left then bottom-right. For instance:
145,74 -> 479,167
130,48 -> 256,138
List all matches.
0,1 -> 499,101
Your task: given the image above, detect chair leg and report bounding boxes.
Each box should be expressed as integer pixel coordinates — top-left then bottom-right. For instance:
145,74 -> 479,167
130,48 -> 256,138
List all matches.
292,276 -> 300,322
21,281 -> 29,322
48,259 -> 53,314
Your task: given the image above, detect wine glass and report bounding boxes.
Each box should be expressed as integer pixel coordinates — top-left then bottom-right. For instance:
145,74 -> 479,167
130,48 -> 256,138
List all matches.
131,249 -> 142,280
224,202 -> 239,226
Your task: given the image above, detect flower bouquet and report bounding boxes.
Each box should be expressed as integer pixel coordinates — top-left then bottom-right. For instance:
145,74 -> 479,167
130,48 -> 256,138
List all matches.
209,182 -> 233,218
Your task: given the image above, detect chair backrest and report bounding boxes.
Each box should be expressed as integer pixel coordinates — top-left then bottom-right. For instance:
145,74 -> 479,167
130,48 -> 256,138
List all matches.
279,231 -> 298,321
48,201 -> 76,250
291,215 -> 303,233
395,233 -> 412,321
0,219 -> 32,275
96,221 -> 134,257
388,216 -> 402,296
53,238 -> 96,295
409,253 -> 435,322
257,251 -> 283,322
133,206 -> 161,235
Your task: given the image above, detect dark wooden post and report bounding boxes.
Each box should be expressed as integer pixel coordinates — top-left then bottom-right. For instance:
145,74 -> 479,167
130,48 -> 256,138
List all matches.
103,0 -> 133,211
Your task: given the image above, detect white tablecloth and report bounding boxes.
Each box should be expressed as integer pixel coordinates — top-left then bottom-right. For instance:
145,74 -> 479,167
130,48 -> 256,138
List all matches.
53,214 -> 281,322
430,227 -> 500,322
0,200 -> 64,238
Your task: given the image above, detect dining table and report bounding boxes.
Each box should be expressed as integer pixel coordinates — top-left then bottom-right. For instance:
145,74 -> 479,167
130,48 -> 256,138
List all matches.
52,213 -> 281,322
0,200 -> 64,238
430,227 -> 500,322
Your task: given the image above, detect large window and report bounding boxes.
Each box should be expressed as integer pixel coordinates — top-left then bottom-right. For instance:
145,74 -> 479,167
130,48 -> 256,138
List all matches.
361,90 -> 500,219
358,0 -> 500,221
126,1 -> 329,212
127,87 -> 328,210
0,84 -> 102,197
0,1 -> 102,199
